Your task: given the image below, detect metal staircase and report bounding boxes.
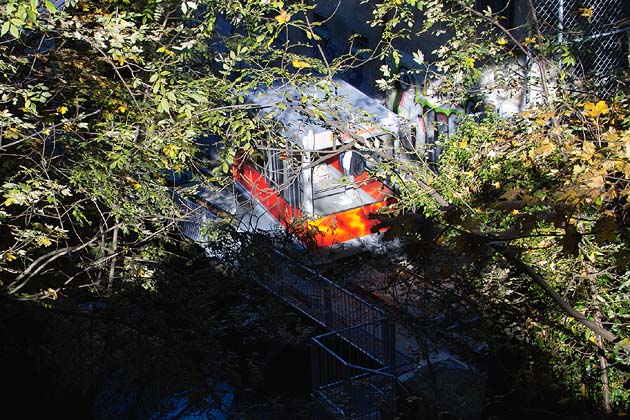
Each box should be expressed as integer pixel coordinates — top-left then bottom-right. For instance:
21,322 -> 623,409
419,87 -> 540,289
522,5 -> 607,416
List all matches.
173,193 -> 412,419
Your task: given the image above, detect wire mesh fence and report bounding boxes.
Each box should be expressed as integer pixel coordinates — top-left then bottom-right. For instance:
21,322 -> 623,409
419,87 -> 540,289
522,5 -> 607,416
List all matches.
533,0 -> 629,97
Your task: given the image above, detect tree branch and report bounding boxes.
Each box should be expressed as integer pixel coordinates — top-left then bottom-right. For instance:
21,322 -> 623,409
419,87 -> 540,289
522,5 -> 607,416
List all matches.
498,248 -> 630,352
6,224 -> 123,295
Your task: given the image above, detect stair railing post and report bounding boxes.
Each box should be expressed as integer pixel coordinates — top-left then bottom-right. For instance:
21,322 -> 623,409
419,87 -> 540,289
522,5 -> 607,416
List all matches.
342,362 -> 355,418
382,318 -> 396,372
381,318 -> 397,419
310,340 -> 320,396
323,282 -> 333,329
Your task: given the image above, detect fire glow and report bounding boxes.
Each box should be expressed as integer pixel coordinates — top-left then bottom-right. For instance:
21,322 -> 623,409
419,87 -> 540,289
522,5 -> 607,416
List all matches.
307,201 -> 389,248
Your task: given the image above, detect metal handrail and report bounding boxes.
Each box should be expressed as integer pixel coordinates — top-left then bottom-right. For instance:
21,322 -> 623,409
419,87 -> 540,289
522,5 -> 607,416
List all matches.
271,248 -> 385,318
313,327 -> 390,371
173,191 -> 398,419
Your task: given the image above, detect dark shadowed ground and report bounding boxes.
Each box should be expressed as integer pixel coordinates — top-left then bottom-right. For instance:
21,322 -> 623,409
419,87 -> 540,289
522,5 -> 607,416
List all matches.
0,243 -> 613,420
0,245 -> 318,419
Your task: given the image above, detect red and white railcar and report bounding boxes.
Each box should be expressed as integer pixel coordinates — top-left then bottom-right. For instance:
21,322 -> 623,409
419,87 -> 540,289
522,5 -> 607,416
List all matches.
232,78 -> 402,253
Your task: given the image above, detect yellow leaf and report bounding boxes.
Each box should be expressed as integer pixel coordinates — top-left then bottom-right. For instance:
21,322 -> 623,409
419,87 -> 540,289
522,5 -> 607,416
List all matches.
36,235 -> 52,247
578,7 -> 593,19
464,57 -> 475,68
291,59 -> 310,69
275,9 -> 291,24
157,46 -> 175,56
497,37 -> 508,46
523,36 -> 536,46
46,288 -> 58,300
583,101 -> 608,118
57,106 -> 68,115
162,144 -> 179,159
4,252 -> 17,262
117,55 -> 125,66
535,139 -> 556,157
581,141 -> 596,162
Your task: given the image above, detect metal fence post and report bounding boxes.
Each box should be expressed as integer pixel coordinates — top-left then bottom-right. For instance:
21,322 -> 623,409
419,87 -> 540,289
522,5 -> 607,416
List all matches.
382,318 -> 397,419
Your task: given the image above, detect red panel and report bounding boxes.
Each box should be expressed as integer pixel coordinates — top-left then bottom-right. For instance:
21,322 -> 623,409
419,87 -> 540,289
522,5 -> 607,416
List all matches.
233,160 -> 302,223
233,158 -> 393,249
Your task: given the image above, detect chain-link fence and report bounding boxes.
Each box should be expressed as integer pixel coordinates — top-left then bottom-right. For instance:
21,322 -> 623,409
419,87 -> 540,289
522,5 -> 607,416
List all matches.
534,0 -> 629,97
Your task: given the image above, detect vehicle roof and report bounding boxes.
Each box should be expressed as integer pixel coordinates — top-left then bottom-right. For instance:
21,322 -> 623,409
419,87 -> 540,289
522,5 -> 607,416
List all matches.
245,77 -> 400,150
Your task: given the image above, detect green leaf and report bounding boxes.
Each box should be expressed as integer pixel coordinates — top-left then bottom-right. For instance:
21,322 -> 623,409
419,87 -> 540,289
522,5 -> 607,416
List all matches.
45,0 -> 58,14
413,50 -> 424,65
158,97 -> 170,114
188,92 -> 207,103
9,23 -> 20,39
1,21 -> 10,36
15,5 -> 27,20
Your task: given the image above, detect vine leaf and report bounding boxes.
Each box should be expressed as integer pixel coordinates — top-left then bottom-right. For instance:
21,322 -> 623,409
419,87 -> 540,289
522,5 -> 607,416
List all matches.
562,223 -> 581,256
614,249 -> 630,271
592,216 -> 616,245
443,206 -> 463,225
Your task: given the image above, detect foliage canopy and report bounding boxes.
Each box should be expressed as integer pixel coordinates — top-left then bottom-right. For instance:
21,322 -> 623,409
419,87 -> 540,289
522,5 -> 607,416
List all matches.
1,0 -> 628,415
